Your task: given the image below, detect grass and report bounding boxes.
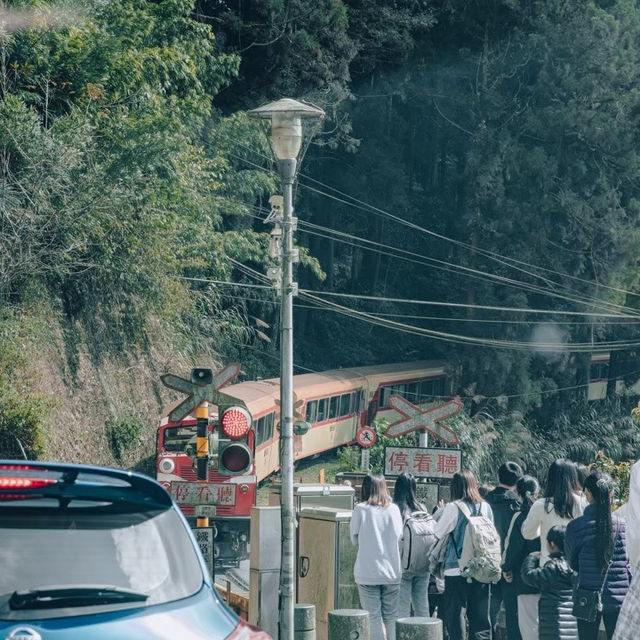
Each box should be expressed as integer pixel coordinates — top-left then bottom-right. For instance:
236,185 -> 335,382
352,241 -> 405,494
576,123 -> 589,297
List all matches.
256,450 -> 343,506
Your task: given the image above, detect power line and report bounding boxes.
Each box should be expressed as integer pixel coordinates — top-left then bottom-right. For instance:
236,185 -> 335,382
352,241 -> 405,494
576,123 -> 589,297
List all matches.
299,289 -> 635,318
227,140 -> 640,301
299,292 -> 640,351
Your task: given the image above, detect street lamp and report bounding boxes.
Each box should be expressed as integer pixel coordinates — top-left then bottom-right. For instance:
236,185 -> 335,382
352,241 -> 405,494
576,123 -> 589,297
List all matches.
249,98 -> 324,640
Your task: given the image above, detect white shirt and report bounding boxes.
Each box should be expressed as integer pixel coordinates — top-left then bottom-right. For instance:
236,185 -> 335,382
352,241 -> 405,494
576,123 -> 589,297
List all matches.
433,500 -> 494,576
626,459 -> 640,571
350,502 -> 404,585
521,494 -> 584,565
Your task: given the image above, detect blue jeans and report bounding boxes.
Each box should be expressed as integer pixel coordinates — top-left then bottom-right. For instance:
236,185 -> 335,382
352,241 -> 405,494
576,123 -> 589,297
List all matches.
357,583 -> 401,640
398,573 -> 430,618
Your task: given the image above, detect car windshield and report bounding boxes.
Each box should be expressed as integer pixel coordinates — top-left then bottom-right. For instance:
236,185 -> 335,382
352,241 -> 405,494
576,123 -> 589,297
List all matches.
0,508 -> 203,620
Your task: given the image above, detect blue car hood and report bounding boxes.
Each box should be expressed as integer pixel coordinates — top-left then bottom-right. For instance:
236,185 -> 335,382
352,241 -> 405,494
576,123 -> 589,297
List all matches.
0,585 -> 239,640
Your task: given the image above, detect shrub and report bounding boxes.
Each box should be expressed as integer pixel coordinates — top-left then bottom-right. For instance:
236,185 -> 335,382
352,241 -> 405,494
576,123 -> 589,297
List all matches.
0,391 -> 48,460
106,415 -> 144,464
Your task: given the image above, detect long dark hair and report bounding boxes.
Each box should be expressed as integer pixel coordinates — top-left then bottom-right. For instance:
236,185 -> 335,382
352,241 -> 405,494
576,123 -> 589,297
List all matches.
516,475 -> 539,514
393,473 -> 422,514
584,471 -> 614,572
544,459 -> 579,519
452,469 -> 482,503
361,473 -> 391,507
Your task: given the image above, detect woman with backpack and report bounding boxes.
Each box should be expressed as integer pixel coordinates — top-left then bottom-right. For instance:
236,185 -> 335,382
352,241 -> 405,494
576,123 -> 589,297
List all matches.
502,476 -> 542,640
432,469 -> 496,640
393,473 -> 431,618
565,471 -> 631,640
351,473 -> 404,640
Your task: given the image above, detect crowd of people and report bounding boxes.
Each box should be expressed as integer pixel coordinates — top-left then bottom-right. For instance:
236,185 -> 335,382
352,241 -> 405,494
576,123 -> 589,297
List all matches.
349,457 -> 640,640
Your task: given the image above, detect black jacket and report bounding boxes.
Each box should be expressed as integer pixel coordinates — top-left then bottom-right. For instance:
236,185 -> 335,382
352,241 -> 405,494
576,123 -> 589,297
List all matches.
485,486 -> 520,550
502,510 -> 541,595
521,551 -> 578,640
565,504 -> 631,610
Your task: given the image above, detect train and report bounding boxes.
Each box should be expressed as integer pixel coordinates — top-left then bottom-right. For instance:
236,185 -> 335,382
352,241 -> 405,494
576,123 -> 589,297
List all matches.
155,353 -> 629,566
156,360 -> 450,566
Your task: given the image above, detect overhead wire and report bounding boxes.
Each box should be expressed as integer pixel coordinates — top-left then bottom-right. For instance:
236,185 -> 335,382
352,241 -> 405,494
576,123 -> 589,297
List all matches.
226,140 -> 640,301
245,204 -> 640,317
299,291 -> 640,351
204,259 -> 640,348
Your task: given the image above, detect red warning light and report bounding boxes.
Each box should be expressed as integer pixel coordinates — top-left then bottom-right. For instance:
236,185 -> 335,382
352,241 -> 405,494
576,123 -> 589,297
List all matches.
221,407 -> 252,440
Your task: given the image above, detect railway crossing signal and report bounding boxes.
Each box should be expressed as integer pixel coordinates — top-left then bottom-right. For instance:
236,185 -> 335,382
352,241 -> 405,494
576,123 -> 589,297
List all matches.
160,363 -> 242,423
384,396 -> 462,444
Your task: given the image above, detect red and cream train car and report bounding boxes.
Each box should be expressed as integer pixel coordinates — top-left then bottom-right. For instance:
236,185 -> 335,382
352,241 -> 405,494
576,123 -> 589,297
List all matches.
156,360 -> 449,565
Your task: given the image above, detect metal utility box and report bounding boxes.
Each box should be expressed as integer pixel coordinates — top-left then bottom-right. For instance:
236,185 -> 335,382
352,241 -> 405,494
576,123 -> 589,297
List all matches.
268,483 -> 355,512
297,507 -> 359,640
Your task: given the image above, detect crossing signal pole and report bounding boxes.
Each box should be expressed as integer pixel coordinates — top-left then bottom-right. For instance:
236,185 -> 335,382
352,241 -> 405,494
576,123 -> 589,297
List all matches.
249,99 -> 324,640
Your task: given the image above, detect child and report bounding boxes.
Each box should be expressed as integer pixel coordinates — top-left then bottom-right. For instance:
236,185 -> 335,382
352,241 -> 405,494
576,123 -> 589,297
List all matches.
521,525 -> 578,640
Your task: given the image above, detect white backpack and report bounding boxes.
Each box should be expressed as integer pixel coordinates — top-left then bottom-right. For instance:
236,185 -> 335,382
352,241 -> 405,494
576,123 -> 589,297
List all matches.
400,511 -> 437,576
456,501 -> 502,584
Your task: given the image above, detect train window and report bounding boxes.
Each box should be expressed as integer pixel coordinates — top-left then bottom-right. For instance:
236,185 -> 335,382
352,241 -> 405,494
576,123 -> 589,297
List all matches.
349,392 -> 357,414
256,416 -> 266,446
359,390 -> 366,412
306,400 -> 318,424
339,393 -> 351,417
419,379 -> 433,398
163,425 -> 197,452
406,383 -> 418,401
379,386 -> 390,408
317,398 -> 328,422
265,412 -> 274,441
329,396 -> 339,420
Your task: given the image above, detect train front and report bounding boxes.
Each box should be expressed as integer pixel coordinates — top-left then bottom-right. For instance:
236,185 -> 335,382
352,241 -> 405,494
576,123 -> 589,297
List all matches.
156,404 -> 256,568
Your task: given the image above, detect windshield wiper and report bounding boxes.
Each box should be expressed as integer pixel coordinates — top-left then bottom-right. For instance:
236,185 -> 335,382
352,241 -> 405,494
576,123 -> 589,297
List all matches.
9,585 -> 149,610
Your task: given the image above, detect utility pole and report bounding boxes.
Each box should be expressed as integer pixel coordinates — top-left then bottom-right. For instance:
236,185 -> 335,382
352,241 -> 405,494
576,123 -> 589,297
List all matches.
279,155 -> 296,640
249,99 -> 324,640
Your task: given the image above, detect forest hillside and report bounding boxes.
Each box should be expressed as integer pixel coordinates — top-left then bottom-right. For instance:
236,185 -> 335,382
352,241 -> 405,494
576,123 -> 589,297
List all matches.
2,0 -> 640,472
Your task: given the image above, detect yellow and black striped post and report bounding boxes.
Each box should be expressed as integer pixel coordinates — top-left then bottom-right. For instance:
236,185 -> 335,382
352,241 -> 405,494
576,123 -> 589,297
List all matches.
196,401 -> 209,527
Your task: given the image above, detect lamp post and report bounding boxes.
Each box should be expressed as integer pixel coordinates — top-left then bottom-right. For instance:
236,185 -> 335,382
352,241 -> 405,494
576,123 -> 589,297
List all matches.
249,98 -> 325,640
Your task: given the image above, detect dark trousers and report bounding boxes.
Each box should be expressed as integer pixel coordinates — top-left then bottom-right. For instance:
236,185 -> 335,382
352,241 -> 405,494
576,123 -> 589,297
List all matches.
577,609 -> 620,640
444,575 -> 492,640
429,592 -> 448,640
503,581 -> 521,640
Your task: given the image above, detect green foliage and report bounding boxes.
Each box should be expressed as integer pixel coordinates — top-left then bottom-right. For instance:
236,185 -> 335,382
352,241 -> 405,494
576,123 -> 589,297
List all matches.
590,450 -> 632,505
0,391 -> 48,460
106,414 -> 144,464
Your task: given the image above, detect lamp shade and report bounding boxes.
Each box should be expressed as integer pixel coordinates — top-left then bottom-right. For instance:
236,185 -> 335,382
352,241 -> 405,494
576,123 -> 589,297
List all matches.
249,98 -> 325,161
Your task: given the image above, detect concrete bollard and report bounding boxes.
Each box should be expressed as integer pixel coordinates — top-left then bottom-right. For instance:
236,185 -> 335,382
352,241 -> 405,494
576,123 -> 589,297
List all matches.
328,609 -> 370,640
295,603 -> 316,640
396,617 -> 443,640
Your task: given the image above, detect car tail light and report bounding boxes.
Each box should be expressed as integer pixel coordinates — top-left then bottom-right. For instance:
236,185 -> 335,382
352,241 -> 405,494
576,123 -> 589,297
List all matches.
221,407 -> 252,440
226,621 -> 273,639
0,476 -> 57,500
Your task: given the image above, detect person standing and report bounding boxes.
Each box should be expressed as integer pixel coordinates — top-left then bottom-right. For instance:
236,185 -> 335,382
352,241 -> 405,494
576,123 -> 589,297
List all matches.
521,525 -> 578,640
565,471 -> 631,640
502,475 -> 541,640
433,469 -> 494,640
351,473 -> 404,640
521,459 -> 584,566
486,461 -> 523,640
393,473 -> 430,618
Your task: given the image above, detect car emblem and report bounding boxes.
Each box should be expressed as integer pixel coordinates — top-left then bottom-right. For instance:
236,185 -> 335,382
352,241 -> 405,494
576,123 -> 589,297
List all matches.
5,628 -> 42,640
